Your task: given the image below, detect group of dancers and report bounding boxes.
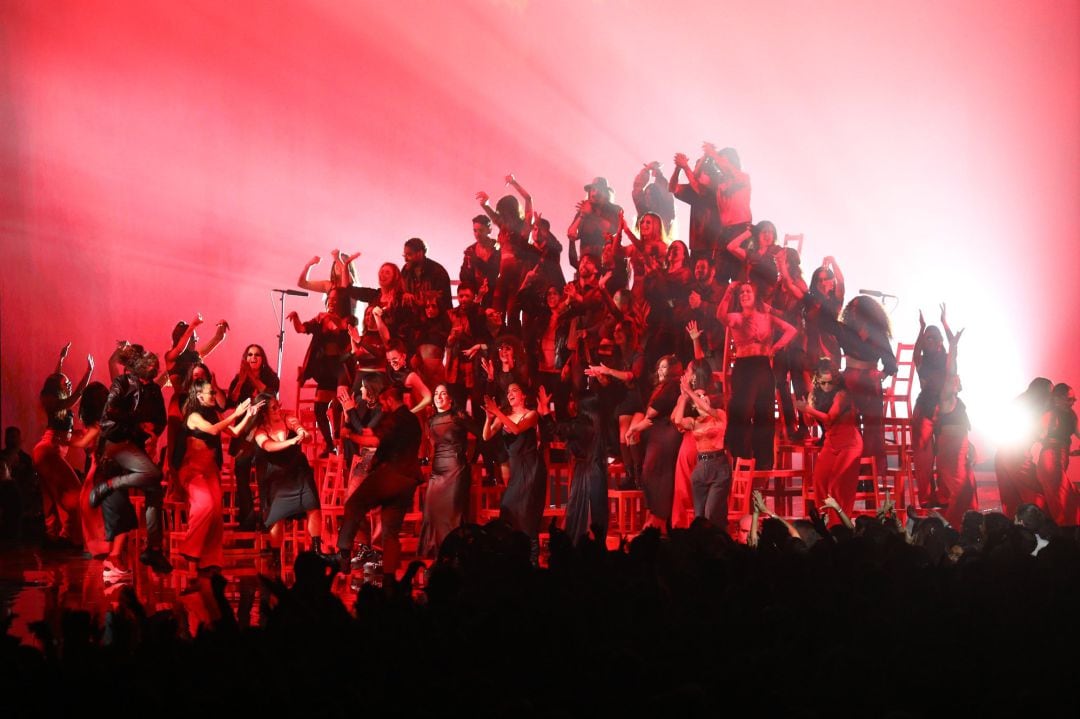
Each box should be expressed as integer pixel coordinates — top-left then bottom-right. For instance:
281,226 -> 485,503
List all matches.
27,143 -> 1079,585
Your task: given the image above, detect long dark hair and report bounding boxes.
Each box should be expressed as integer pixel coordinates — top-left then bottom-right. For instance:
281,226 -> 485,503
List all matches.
185,379 -> 214,418
79,382 -> 109,427
842,295 -> 892,339
652,354 -> 683,389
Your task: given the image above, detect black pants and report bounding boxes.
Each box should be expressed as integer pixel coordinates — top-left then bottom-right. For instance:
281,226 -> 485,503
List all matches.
101,441 -> 165,549
725,356 -> 775,470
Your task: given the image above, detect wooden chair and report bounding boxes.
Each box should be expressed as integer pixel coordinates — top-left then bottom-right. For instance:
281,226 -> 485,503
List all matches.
607,489 -> 645,537
317,452 -> 348,546
852,457 -> 881,516
545,440 -> 573,508
470,464 -> 504,524
219,457 -> 267,562
727,457 -> 757,523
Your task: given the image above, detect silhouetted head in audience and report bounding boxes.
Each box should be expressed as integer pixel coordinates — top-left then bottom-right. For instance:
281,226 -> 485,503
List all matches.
1015,503 -> 1055,538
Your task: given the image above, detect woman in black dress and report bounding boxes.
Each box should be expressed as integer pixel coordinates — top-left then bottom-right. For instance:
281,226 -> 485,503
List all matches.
253,394 -> 328,561
287,289 -> 352,457
538,388 -> 608,545
418,384 -> 478,558
626,354 -> 684,532
482,383 -> 547,562
225,344 -> 281,530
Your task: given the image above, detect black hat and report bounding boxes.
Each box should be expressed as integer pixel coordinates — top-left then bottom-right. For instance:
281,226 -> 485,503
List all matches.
584,176 -> 611,192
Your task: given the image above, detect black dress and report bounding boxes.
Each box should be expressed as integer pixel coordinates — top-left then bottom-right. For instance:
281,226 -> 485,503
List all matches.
555,412 -> 608,544
418,411 -> 474,557
641,380 -> 681,522
255,431 -> 320,526
498,425 -> 547,539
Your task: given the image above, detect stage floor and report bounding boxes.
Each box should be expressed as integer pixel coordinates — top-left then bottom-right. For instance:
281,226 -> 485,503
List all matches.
1,472 -> 1003,649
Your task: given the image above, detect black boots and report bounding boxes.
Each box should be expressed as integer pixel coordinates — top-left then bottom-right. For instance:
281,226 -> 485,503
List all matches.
311,536 -> 337,564
139,548 -> 173,574
88,480 -> 114,508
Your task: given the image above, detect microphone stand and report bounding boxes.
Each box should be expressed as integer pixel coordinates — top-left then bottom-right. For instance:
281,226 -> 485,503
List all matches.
273,289 -> 290,378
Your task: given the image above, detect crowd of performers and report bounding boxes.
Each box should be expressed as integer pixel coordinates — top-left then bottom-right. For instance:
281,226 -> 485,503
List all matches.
23,145 -> 1080,585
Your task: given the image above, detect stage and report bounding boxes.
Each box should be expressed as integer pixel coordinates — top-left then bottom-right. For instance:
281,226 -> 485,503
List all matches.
2,470 -> 1005,649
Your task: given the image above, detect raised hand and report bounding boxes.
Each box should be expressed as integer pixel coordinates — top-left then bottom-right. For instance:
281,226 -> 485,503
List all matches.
191,313 -> 204,326
337,388 -> 355,412
674,152 -> 690,169
308,255 -> 321,266
822,496 -> 841,512
504,173 -> 516,185
918,309 -> 926,331
60,342 -> 72,360
476,191 -> 490,205
536,386 -> 551,415
685,320 -> 702,341
752,489 -> 768,515
86,354 -> 95,373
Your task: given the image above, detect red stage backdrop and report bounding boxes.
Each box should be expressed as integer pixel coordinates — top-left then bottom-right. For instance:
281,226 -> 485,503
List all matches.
2,0 -> 1078,467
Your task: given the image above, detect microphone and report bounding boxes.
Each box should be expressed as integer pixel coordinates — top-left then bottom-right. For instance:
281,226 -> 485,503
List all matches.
859,289 -> 896,299
273,289 -> 309,296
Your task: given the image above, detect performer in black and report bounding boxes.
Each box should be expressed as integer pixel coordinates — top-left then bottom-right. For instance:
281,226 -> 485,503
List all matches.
89,343 -> 173,574
335,384 -> 422,580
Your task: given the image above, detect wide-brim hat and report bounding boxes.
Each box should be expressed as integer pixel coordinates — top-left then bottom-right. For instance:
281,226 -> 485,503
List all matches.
584,176 -> 611,192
